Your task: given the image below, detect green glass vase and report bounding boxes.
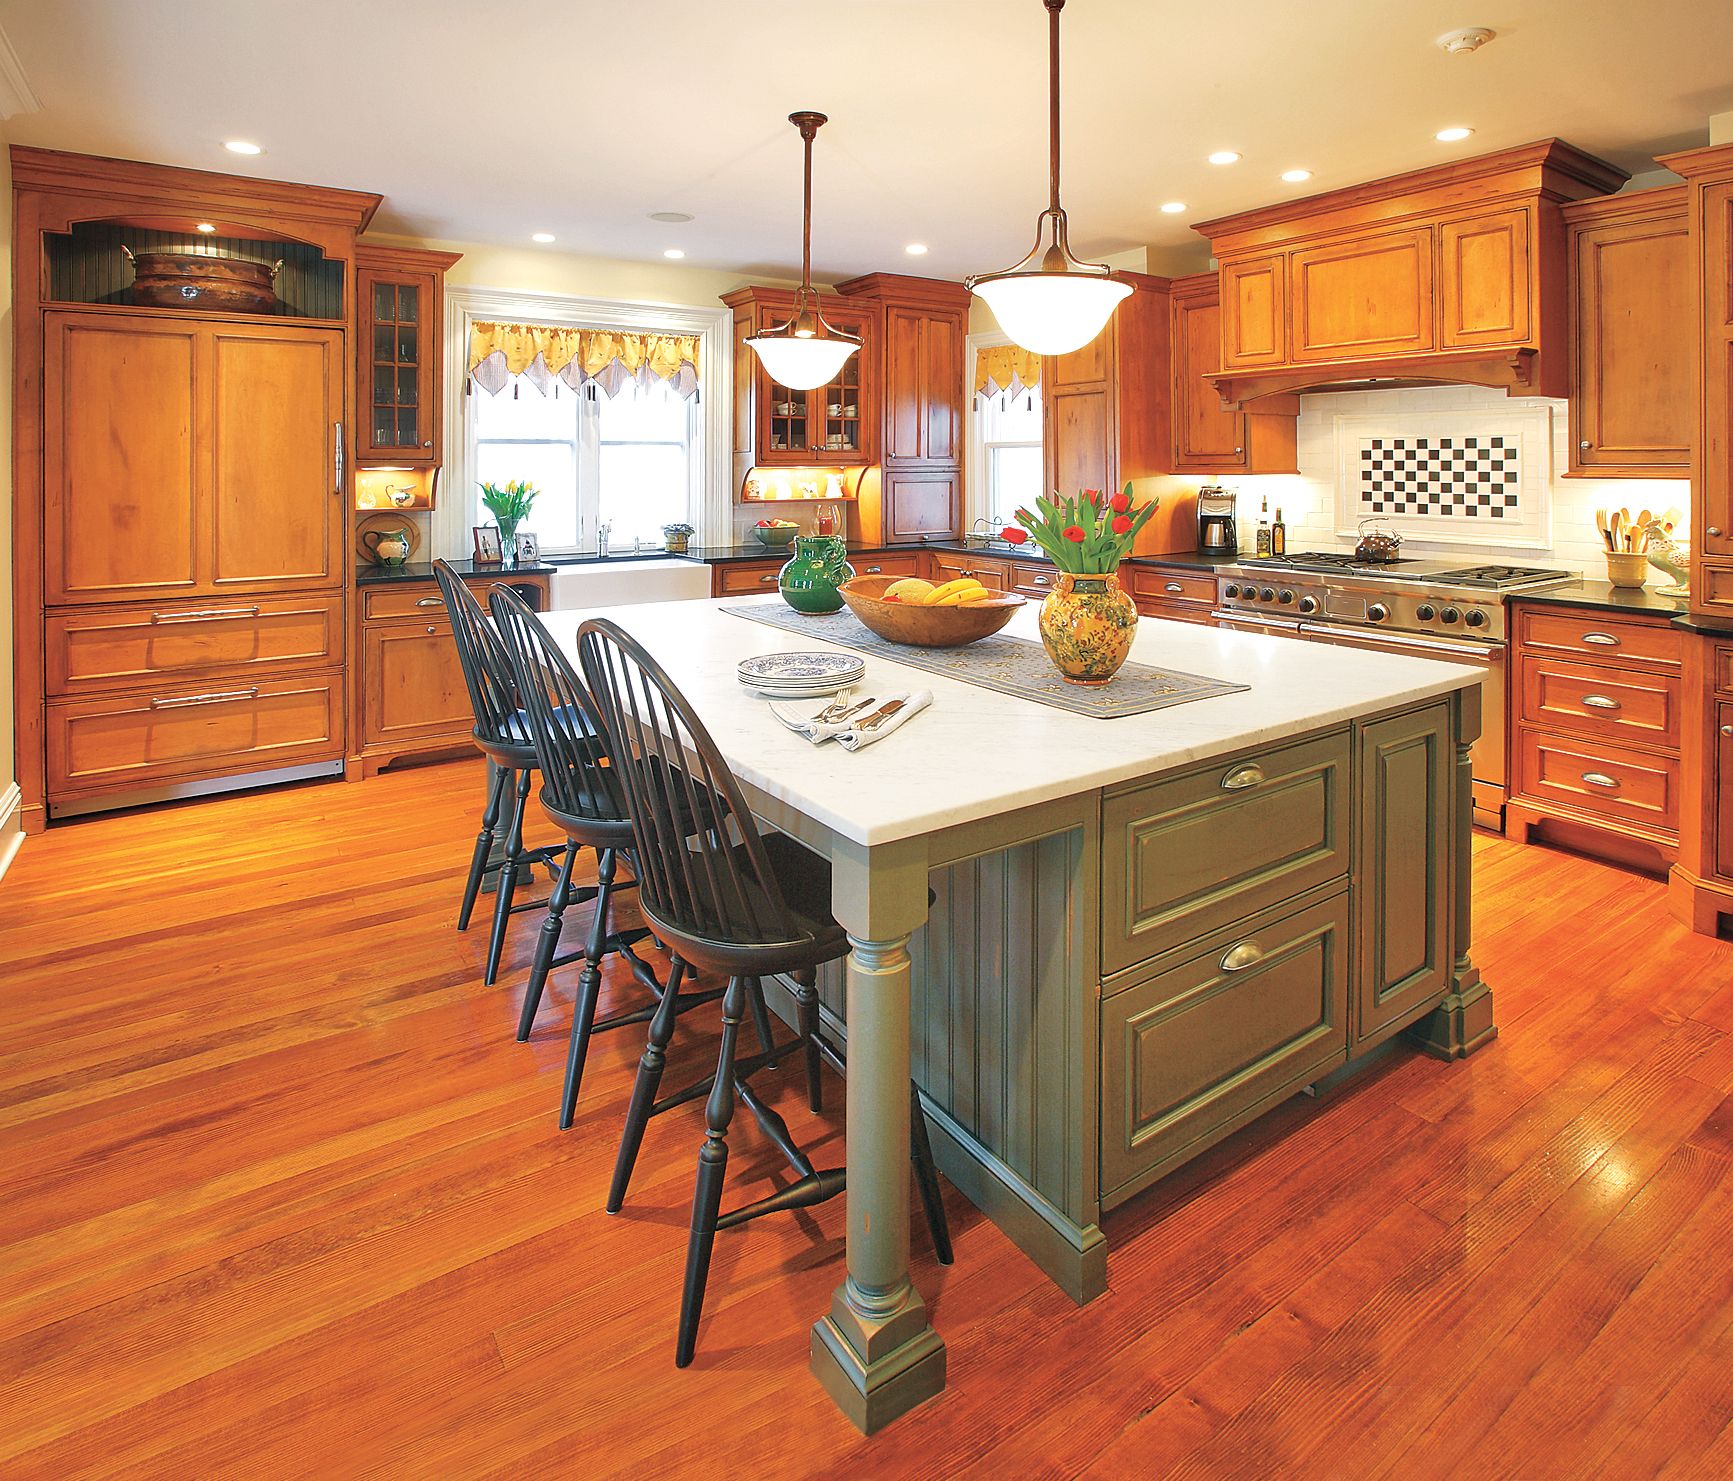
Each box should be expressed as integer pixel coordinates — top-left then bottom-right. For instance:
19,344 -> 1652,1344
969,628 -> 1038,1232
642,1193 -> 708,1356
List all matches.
778,535 -> 854,614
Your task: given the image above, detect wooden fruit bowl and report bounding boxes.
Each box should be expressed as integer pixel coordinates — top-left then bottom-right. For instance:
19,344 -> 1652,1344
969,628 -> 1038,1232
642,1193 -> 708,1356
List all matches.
838,576 -> 1025,647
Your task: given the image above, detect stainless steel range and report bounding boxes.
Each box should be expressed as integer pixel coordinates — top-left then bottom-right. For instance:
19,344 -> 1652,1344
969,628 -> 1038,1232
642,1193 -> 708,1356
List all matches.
1212,551 -> 1575,826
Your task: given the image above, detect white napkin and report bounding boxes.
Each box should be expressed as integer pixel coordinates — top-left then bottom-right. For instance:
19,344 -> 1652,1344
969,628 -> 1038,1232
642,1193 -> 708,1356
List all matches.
770,690 -> 932,750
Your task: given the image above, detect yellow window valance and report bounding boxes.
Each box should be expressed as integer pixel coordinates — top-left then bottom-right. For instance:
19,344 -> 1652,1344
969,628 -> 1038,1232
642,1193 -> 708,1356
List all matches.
467,322 -> 701,399
974,344 -> 1042,401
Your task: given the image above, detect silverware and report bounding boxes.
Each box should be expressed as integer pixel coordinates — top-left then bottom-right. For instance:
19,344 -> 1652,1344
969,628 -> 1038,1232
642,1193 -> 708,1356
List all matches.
813,693 -> 874,724
855,698 -> 907,732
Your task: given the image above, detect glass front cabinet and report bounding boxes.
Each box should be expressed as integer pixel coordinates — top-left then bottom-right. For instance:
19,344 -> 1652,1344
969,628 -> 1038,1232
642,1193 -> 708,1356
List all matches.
353,245 -> 462,467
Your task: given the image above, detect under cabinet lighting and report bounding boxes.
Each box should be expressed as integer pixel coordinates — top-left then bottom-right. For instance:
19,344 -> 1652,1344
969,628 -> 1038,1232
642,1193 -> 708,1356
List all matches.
223,140 -> 263,155
1281,169 -> 1313,183
532,232 -> 556,243
1208,150 -> 1242,165
195,222 -> 216,233
1435,126 -> 1474,143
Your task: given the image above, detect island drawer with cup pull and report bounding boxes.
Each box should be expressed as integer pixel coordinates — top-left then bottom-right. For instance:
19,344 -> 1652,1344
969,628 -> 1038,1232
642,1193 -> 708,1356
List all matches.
712,560 -> 789,596
1124,567 -> 1217,607
45,594 -> 345,696
45,673 -> 343,797
1513,730 -> 1679,838
1101,729 -> 1351,975
1516,655 -> 1682,749
1514,608 -> 1683,671
1100,888 -> 1350,1205
1008,562 -> 1061,598
362,578 -> 511,623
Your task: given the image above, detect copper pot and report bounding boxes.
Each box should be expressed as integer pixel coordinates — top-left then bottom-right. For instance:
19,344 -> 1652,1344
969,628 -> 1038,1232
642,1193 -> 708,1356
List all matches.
124,246 -> 282,314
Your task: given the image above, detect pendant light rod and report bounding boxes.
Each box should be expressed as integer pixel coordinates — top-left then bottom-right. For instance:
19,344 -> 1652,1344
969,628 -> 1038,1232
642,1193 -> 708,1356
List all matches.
791,109 -> 825,303
1047,0 -> 1063,216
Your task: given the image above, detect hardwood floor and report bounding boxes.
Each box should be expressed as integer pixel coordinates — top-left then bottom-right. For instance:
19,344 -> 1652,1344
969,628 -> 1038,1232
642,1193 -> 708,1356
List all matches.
2,758 -> 1731,1479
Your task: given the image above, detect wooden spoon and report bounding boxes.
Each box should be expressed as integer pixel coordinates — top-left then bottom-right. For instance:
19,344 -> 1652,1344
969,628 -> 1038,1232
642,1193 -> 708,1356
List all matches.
1596,508 -> 1613,551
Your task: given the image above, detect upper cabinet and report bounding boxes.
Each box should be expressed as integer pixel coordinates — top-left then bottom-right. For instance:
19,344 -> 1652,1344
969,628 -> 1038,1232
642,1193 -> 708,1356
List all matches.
1169,275 -> 1297,475
723,286 -> 880,471
1195,140 -> 1628,406
353,244 -> 462,467
1562,187 -> 1691,478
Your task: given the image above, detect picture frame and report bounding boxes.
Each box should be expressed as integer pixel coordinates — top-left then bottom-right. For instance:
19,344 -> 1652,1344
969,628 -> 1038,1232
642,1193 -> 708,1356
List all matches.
514,531 -> 541,565
472,525 -> 503,564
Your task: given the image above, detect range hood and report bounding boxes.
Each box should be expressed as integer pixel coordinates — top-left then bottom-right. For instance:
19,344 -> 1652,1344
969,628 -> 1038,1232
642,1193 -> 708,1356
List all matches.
1208,347 -> 1540,410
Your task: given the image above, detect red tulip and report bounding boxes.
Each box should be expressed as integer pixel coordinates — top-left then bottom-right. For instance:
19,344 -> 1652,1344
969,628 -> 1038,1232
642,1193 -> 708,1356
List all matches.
1111,514 -> 1133,535
1110,491 -> 1130,514
1063,524 -> 1086,542
1001,526 -> 1028,545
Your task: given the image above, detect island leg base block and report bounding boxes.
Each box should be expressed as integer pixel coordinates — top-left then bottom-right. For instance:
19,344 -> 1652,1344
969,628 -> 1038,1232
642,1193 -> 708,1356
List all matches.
1406,970 -> 1496,1060
810,1302 -> 946,1435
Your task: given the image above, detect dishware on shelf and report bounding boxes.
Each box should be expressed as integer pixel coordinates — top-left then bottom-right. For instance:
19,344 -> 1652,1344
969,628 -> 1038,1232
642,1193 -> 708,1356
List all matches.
355,512 -> 424,565
839,575 -> 1025,647
778,534 -> 854,613
360,525 -> 412,568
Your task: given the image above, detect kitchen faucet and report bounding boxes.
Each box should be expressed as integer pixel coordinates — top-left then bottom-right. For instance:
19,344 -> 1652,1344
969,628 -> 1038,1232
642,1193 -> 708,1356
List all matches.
596,521 -> 611,559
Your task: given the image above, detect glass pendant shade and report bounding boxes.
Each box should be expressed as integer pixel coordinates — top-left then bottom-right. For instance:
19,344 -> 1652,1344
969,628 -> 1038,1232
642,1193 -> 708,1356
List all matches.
972,269 -> 1131,357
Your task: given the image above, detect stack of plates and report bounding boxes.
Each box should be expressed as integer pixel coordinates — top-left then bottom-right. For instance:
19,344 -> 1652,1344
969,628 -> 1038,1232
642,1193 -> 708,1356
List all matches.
737,652 -> 864,699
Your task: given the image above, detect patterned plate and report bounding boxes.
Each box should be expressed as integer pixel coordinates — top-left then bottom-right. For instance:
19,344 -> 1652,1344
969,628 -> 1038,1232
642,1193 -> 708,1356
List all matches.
737,652 -> 864,683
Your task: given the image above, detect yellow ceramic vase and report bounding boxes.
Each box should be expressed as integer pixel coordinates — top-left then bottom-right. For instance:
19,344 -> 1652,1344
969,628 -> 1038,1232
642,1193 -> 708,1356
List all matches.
1038,571 -> 1139,686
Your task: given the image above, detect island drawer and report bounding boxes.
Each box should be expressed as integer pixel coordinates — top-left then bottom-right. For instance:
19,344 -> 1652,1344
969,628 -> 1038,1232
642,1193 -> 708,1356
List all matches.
1516,655 -> 1682,751
1124,567 -> 1217,607
1101,729 -> 1351,976
1514,608 -> 1682,672
45,594 -> 344,696
712,561 -> 786,596
1101,889 -> 1350,1204
1513,729 -> 1679,839
1008,562 -> 1061,599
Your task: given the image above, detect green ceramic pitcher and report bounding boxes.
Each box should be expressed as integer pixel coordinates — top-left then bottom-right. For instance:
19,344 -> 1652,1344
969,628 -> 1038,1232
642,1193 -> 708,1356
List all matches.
778,535 -> 854,615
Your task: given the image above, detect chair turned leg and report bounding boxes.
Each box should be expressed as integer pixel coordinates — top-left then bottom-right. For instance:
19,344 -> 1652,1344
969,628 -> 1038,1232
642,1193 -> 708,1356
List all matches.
484,768 -> 532,987
458,764 -> 510,931
794,972 -> 823,1114
911,1084 -> 954,1266
558,848 -> 618,1128
607,955 -> 685,1198
676,974 -> 744,1368
518,843 -> 578,1042
745,976 -> 778,1065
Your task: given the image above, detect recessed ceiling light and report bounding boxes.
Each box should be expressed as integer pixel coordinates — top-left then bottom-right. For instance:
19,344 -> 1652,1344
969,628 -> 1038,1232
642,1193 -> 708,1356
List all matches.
1160,201 -> 1186,214
663,248 -> 686,259
905,243 -> 929,256
1208,150 -> 1242,166
531,232 -> 555,243
1435,126 -> 1474,143
195,222 -> 216,234
223,140 -> 262,156
649,211 -> 694,223
1281,169 -> 1313,183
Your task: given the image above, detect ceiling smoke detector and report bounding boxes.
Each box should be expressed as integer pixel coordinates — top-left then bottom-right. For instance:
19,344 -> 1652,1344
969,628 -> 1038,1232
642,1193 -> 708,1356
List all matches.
1435,27 -> 1495,55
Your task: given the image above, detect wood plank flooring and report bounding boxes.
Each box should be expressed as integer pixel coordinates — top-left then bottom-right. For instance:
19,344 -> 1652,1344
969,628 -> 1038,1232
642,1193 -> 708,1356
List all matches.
2,758 -> 1731,1478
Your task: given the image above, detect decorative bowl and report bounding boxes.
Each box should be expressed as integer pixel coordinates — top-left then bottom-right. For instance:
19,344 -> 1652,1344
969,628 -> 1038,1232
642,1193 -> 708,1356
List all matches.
838,576 -> 1024,647
751,524 -> 799,548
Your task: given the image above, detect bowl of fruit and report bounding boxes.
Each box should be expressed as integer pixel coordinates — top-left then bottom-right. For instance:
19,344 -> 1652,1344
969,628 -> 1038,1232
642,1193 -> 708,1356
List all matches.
751,518 -> 801,548
838,574 -> 1025,647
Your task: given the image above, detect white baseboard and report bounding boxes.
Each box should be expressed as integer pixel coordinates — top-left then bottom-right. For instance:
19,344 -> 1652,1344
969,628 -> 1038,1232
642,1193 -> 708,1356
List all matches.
0,782 -> 22,886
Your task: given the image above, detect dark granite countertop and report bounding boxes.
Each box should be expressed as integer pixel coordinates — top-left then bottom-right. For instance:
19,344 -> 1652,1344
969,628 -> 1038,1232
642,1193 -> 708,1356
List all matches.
355,558 -> 559,586
1507,579 -> 1691,618
678,539 -> 1237,570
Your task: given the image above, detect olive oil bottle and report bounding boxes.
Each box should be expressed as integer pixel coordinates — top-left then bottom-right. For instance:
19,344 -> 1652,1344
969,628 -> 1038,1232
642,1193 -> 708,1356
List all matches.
1255,495 -> 1272,558
1271,507 -> 1287,556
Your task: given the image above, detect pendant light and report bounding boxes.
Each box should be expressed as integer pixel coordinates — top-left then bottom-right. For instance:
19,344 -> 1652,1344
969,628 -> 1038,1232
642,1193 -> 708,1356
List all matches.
745,111 -> 861,391
966,0 -> 1130,356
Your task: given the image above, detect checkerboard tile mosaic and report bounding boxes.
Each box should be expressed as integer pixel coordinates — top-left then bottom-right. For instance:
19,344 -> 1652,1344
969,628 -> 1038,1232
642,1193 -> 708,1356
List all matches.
1359,435 -> 1521,520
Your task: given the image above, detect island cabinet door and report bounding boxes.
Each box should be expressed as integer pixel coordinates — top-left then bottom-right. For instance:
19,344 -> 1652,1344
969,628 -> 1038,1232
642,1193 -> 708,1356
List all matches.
1100,729 -> 1352,977
1100,890 -> 1351,1205
1355,703 -> 1452,1044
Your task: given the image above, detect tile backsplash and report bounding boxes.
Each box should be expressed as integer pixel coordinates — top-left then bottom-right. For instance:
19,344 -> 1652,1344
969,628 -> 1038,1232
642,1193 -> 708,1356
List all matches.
1228,384 -> 1689,574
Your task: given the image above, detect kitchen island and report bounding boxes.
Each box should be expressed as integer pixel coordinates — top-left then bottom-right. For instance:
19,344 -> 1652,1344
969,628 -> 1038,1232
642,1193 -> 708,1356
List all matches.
538,597 -> 1491,1432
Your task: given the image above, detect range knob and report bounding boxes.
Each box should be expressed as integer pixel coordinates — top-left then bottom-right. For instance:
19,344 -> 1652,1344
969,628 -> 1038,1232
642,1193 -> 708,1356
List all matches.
1223,582 -> 1241,598
1277,588 -> 1295,604
1260,587 -> 1276,602
1464,608 -> 1489,629
1367,603 -> 1390,623
1439,606 -> 1461,625
1415,603 -> 1436,622
1297,595 -> 1319,615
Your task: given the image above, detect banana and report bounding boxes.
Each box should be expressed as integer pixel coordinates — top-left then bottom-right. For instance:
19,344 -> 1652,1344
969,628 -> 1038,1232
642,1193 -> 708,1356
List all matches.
922,577 -> 985,606
936,588 -> 984,606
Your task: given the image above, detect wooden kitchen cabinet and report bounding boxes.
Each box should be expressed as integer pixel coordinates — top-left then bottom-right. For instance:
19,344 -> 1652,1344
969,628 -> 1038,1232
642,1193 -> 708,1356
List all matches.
1168,275 -> 1297,475
1218,254 -> 1286,369
1439,209 -> 1531,348
1122,563 -> 1219,624
353,244 -> 461,467
1564,188 -> 1691,477
1291,226 -> 1436,362
1717,702 -> 1733,882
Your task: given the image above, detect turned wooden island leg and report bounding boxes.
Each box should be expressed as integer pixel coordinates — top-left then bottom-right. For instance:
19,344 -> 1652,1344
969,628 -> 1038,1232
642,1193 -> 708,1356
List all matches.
810,834 -> 946,1433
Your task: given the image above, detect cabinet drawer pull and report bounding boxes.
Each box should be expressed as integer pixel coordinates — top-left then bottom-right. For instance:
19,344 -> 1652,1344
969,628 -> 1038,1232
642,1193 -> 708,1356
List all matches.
1581,771 -> 1620,789
149,687 -> 260,710
1710,527 -> 1725,538
1722,724 -> 1733,737
149,606 -> 260,624
759,573 -> 776,584
1580,694 -> 1622,711
1580,632 -> 1620,647
1221,764 -> 1265,791
865,565 -> 882,574
1165,582 -> 1185,594
1220,940 -> 1264,972
416,596 -> 443,607
1031,575 -> 1050,586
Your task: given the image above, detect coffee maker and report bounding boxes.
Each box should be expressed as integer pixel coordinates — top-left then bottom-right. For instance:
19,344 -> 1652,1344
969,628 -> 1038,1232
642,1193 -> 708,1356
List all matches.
1197,485 -> 1238,553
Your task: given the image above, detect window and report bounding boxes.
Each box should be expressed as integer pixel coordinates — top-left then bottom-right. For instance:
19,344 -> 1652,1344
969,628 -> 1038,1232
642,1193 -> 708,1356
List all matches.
978,384 -> 1044,531
471,372 -> 699,553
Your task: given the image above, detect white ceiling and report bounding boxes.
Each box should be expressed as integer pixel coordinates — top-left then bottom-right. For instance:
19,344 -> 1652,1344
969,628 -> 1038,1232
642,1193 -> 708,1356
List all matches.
4,0 -> 1730,282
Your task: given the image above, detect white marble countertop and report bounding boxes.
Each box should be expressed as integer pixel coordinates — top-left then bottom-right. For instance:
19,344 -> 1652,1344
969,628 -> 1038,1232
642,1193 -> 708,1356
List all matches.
540,597 -> 1481,847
